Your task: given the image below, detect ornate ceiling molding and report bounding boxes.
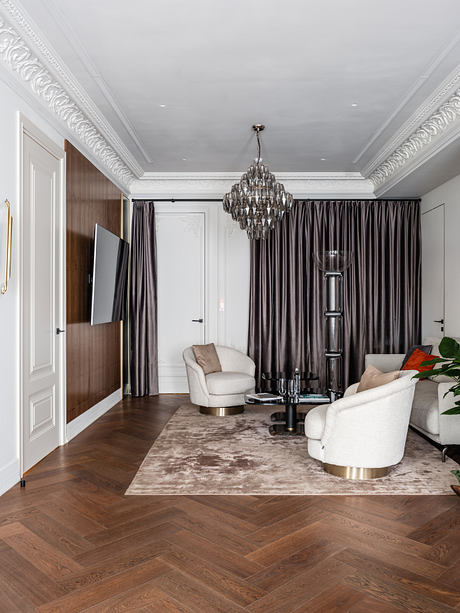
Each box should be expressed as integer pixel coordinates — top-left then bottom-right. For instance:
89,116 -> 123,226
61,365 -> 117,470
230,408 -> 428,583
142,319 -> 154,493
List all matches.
0,1 -> 139,189
367,83 -> 460,192
130,172 -> 376,199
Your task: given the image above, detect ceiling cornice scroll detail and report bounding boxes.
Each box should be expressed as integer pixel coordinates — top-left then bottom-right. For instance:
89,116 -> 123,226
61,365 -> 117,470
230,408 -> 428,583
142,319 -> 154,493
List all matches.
368,82 -> 460,195
0,0 -> 138,190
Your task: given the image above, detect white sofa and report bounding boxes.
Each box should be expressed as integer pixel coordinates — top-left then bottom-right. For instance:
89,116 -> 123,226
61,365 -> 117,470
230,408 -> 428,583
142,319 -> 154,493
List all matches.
304,370 -> 418,479
366,336 -> 460,460
183,345 -> 255,416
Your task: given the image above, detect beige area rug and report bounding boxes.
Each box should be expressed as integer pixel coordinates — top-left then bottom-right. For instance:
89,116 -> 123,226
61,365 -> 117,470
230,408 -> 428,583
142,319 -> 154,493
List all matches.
126,403 -> 457,495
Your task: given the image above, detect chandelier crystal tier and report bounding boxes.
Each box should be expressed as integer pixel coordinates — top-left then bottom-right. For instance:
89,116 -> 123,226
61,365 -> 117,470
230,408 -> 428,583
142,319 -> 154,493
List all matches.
223,124 -> 293,239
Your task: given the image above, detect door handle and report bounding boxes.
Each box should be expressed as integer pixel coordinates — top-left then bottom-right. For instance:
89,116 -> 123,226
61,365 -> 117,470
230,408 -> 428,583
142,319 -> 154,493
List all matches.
433,319 -> 444,324
56,328 -> 65,334
192,318 -> 203,323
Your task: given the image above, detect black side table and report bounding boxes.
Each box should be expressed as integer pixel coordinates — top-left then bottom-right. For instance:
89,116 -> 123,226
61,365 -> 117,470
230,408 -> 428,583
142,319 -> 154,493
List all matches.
262,371 -> 319,436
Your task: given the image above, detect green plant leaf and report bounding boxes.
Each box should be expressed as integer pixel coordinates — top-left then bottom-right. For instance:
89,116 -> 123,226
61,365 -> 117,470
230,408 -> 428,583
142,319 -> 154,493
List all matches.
439,337 -> 460,359
441,407 -> 460,415
421,357 -> 448,365
451,470 -> 460,484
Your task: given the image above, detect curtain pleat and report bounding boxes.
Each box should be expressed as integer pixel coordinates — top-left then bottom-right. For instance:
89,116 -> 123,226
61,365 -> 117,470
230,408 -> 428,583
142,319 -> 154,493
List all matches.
130,201 -> 159,396
248,200 -> 421,390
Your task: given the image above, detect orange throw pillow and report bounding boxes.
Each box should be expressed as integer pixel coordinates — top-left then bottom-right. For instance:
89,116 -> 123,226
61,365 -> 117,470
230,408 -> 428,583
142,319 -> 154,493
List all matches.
402,348 -> 438,374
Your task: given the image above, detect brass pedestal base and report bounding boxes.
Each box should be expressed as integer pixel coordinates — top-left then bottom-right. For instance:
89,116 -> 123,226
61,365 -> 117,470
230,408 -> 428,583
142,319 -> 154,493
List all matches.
199,405 -> 244,416
324,463 -> 390,480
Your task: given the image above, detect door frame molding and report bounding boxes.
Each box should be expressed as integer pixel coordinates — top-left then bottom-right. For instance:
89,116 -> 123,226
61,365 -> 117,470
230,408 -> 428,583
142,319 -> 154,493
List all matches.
19,114 -> 66,478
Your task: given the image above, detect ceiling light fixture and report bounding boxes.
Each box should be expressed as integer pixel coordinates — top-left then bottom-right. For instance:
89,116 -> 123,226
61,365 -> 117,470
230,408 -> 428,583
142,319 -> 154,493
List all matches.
351,103 -> 358,107
223,124 -> 293,240
159,104 -> 166,108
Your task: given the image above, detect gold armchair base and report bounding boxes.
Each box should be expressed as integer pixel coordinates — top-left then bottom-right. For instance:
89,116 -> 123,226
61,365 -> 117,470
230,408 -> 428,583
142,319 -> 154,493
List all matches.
324,463 -> 390,480
199,406 -> 244,416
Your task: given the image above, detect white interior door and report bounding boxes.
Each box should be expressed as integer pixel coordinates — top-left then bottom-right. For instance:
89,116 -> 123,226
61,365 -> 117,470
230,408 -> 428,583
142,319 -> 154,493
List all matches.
156,211 -> 205,392
422,204 -> 445,339
22,129 -> 64,473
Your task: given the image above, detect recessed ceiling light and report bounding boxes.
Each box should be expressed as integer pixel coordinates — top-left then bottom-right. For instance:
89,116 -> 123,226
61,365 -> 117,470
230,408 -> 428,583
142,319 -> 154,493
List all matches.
320,157 -> 326,161
351,103 -> 358,107
159,104 -> 166,108
182,157 -> 187,161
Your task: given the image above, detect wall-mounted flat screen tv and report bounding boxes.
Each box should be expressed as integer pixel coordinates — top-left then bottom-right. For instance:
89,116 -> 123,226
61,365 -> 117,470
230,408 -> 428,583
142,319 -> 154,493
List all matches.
90,224 -> 129,325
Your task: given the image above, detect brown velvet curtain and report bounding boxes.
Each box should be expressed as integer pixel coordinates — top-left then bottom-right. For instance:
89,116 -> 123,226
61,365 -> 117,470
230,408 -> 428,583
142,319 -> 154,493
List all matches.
248,200 -> 421,390
130,200 -> 158,396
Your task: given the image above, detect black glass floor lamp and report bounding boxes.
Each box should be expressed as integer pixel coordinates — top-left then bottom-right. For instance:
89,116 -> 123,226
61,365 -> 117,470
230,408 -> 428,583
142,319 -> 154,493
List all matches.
313,250 -> 352,402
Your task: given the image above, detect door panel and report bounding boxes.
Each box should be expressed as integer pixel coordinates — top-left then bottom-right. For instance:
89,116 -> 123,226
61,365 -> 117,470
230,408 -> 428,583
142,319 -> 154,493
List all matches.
156,212 -> 205,392
22,133 -> 62,472
422,204 -> 445,339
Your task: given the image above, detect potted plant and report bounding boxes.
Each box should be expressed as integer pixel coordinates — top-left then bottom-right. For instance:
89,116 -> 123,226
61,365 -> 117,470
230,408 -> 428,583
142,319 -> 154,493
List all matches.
413,336 -> 460,496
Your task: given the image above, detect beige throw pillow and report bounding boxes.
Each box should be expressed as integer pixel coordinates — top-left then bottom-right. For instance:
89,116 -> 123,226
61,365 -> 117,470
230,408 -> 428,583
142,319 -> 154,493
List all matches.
357,364 -> 399,392
192,343 -> 222,375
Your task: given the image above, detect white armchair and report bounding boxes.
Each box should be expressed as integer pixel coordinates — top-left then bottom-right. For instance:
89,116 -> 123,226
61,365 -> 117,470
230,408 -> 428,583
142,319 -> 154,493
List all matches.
183,345 -> 255,416
304,370 -> 418,479
365,337 -> 460,460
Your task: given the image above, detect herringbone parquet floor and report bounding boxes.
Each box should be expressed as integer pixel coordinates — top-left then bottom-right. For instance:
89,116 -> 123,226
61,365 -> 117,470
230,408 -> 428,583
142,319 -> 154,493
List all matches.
0,395 -> 459,612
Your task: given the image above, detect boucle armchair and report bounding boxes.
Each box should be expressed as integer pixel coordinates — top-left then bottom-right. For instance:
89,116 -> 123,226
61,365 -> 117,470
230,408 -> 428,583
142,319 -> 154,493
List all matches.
183,345 -> 255,416
366,336 -> 460,460
304,370 -> 418,479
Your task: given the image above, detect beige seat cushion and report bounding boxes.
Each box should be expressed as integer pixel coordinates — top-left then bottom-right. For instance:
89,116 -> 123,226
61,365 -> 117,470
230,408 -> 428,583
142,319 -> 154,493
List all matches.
192,343 -> 222,375
205,371 -> 254,395
357,364 -> 399,392
304,405 -> 329,440
410,379 -> 440,435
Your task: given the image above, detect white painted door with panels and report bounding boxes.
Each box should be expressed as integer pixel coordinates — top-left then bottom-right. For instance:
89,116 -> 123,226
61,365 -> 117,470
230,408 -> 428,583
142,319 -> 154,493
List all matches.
156,207 -> 212,392
21,125 -> 65,474
422,203 -> 445,338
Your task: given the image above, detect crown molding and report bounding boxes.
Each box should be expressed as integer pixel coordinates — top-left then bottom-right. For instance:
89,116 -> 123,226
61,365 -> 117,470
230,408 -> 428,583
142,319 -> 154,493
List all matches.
368,86 -> 460,194
364,65 -> 460,194
355,37 -> 460,167
130,172 -> 376,199
0,0 -> 139,190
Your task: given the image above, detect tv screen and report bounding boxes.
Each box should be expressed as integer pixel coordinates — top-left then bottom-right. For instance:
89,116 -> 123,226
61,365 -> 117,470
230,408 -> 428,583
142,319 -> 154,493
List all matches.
90,224 -> 129,325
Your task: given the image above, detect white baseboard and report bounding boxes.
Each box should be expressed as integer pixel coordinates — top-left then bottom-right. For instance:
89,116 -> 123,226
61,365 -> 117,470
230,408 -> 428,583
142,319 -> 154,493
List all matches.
0,458 -> 20,497
66,388 -> 122,442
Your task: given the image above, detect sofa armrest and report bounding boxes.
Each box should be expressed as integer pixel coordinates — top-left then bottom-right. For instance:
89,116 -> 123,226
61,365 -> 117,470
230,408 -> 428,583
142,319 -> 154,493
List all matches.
437,382 -> 460,445
365,354 -> 405,372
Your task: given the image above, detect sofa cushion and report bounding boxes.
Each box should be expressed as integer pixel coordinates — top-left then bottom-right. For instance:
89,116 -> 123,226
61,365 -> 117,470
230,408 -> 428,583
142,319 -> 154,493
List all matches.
304,405 -> 329,440
402,348 -> 438,376
206,371 -> 254,395
192,343 -> 222,375
401,344 -> 433,368
357,365 -> 399,392
410,379 -> 439,435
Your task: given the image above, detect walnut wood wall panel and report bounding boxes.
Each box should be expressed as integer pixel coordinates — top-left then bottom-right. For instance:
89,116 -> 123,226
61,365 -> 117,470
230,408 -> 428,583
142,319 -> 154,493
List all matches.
65,141 -> 122,423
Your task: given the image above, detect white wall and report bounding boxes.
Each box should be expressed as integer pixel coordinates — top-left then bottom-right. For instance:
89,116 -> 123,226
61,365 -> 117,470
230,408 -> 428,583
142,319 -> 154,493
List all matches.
421,173 -> 460,338
0,77 -> 64,495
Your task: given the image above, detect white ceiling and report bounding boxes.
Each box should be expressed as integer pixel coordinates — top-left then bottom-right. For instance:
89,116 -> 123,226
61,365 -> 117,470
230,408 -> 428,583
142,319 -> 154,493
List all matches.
18,0 -> 460,179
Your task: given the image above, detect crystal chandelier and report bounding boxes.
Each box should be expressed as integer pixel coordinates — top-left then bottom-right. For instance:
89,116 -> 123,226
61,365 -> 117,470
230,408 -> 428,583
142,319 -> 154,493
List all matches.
223,124 -> 293,239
